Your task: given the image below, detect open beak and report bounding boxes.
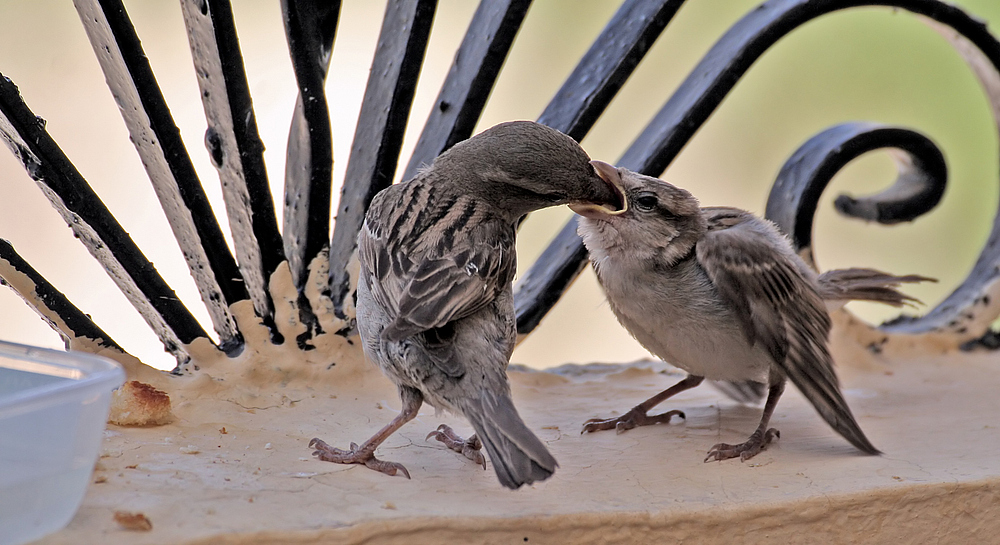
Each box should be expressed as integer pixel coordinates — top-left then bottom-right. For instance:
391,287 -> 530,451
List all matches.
569,160 -> 627,219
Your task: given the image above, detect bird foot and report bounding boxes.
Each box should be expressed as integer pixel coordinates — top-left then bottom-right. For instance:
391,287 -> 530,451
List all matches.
704,428 -> 780,462
582,406 -> 686,435
309,437 -> 411,479
426,424 -> 486,469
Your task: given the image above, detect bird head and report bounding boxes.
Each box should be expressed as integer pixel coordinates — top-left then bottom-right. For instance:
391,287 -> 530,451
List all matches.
570,161 -> 706,265
434,121 -> 621,217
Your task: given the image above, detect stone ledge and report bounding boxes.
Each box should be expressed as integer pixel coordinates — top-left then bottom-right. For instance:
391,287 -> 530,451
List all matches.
180,480 -> 1000,545
36,328 -> 1000,544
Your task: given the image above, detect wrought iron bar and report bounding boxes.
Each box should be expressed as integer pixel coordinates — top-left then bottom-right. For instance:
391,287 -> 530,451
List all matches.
0,239 -> 123,353
0,75 -> 208,362
514,0 -> 685,334
74,0 -> 247,352
536,0 -> 686,141
282,0 -> 340,291
327,0 -> 437,321
180,0 -> 286,337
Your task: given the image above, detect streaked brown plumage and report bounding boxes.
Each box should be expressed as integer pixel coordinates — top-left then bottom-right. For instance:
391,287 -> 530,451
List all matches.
571,162 -> 932,461
310,121 -> 618,488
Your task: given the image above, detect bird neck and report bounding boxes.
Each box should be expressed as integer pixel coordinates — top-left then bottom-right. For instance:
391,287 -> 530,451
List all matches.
430,154 -> 569,220
657,213 -> 706,268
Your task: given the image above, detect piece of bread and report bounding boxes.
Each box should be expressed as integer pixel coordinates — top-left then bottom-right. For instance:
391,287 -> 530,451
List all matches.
107,381 -> 173,426
113,511 -> 153,531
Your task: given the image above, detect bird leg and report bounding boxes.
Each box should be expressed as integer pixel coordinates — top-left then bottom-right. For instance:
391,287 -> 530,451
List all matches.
582,374 -> 704,434
426,424 -> 486,469
705,379 -> 784,462
310,388 -> 423,479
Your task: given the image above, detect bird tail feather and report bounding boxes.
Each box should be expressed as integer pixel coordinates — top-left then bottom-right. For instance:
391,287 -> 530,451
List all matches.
461,390 -> 557,490
817,268 -> 935,308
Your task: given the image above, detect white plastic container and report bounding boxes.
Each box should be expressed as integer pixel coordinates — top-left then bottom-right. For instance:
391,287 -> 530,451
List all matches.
0,340 -> 125,545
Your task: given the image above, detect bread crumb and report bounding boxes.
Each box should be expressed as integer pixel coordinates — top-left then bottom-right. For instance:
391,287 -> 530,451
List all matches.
180,445 -> 200,454
108,381 -> 173,426
114,511 -> 152,531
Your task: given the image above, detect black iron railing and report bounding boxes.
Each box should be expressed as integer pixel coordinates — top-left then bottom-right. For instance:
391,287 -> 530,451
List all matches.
0,0 -> 997,370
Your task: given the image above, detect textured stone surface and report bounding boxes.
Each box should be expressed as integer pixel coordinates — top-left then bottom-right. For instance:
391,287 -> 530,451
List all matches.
32,307 -> 1000,544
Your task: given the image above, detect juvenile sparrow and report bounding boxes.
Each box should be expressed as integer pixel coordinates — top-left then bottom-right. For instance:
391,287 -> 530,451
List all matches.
571,161 -> 930,462
310,121 -> 619,488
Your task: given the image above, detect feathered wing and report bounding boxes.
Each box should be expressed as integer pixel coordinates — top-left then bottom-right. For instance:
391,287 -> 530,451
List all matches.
714,268 -> 933,404
359,185 -> 516,376
696,212 -> 879,454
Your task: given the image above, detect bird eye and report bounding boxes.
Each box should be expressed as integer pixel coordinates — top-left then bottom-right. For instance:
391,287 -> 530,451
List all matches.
634,194 -> 658,211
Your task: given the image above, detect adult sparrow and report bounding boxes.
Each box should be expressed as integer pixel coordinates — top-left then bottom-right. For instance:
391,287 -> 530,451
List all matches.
310,121 -> 619,488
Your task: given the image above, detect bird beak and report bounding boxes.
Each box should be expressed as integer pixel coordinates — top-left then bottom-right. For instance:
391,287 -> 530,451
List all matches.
569,160 -> 628,218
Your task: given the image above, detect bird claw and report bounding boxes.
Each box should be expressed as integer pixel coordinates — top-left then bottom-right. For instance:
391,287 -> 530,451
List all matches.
309,437 -> 411,479
426,424 -> 486,469
362,456 -> 411,479
582,406 -> 686,435
704,428 -> 780,462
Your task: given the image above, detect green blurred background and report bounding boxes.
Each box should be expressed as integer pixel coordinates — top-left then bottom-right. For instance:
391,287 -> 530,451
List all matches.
0,0 -> 997,370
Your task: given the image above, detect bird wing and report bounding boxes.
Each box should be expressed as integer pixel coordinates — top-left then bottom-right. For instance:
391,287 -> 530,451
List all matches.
696,210 -> 878,454
359,189 -> 516,344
